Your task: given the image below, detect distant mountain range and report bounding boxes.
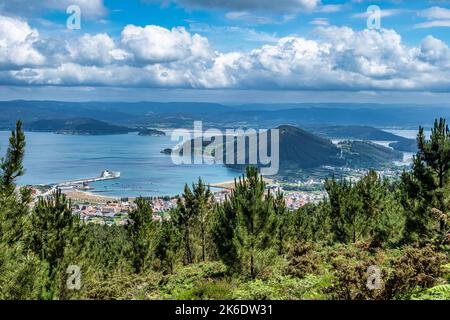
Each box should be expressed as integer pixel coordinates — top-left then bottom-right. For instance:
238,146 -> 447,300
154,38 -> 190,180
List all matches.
0,100 -> 448,130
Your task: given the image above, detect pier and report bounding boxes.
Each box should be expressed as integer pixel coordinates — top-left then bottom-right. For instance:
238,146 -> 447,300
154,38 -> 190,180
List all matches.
57,170 -> 121,187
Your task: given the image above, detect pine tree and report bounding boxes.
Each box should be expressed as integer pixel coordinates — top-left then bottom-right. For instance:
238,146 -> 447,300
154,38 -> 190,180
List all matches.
173,184 -> 196,264
0,121 -> 30,245
325,177 -> 361,243
29,189 -> 80,297
192,178 -> 213,262
274,189 -> 291,255
399,156 -> 436,242
325,171 -> 390,244
154,219 -> 179,274
215,166 -> 276,278
0,121 -> 49,299
417,118 -> 450,232
126,197 -> 154,273
212,198 -> 240,273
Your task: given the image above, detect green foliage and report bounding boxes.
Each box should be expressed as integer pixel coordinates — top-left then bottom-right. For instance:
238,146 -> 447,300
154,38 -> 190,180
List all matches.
325,170 -> 403,245
0,123 -> 48,299
125,197 -> 155,273
27,189 -> 83,298
154,220 -> 179,274
172,179 -> 214,265
0,121 -> 30,245
0,118 -> 449,300
232,274 -> 332,300
212,199 -> 240,273
213,167 -> 277,278
0,243 -> 47,299
412,284 -> 450,300
292,203 -> 332,243
274,190 -> 292,255
173,280 -> 234,300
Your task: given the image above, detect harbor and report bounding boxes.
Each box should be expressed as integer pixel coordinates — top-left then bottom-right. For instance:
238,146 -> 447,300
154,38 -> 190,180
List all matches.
58,170 -> 121,187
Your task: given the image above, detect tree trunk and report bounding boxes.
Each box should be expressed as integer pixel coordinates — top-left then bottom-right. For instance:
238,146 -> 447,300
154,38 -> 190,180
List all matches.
250,254 -> 254,279
201,225 -> 205,262
439,169 -> 445,232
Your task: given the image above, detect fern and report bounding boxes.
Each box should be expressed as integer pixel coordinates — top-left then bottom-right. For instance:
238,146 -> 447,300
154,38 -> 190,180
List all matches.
412,284 -> 450,300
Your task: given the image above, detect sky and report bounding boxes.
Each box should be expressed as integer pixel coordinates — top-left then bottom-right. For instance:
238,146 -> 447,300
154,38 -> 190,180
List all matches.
1,0 -> 450,103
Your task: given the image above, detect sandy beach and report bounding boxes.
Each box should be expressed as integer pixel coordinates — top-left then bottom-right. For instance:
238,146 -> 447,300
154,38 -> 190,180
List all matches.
209,177 -> 274,190
64,190 -> 118,203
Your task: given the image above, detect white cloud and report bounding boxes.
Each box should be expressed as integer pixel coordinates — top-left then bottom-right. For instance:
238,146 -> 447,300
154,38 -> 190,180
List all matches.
309,18 -> 329,26
418,7 -> 450,20
415,7 -> 450,29
0,15 -> 45,69
414,20 -> 450,29
120,25 -> 212,64
66,33 -> 129,66
352,9 -> 405,19
419,36 -> 450,67
225,11 -> 276,24
3,16 -> 450,92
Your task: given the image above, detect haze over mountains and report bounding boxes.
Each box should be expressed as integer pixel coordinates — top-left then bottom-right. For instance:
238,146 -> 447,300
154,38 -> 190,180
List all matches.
0,101 -> 449,130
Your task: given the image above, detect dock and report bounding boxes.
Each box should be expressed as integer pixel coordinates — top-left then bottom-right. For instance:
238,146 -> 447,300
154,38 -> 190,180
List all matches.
58,170 -> 121,187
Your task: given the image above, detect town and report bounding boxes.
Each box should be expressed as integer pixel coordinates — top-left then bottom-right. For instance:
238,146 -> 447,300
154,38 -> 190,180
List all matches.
26,165 -> 408,226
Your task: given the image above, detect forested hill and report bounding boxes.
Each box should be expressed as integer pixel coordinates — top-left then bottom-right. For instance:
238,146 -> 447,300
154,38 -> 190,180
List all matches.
308,125 -> 406,141
24,118 -> 133,135
175,125 -> 401,171
275,125 -> 343,168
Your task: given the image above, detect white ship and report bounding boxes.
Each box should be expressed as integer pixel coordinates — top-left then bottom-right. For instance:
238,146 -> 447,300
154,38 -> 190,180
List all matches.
100,170 -> 121,179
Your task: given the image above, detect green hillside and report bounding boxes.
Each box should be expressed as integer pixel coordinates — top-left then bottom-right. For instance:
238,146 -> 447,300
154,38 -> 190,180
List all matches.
339,140 -> 403,168
25,118 -> 133,135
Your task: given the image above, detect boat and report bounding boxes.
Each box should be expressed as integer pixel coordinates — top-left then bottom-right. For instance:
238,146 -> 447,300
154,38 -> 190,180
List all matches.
100,170 -> 121,179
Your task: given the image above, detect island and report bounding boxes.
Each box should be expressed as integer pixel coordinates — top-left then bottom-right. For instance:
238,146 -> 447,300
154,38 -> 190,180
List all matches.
25,118 -> 133,135
161,148 -> 173,155
138,128 -> 166,136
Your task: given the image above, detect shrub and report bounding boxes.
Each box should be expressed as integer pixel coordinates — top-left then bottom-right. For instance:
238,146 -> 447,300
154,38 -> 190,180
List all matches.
285,242 -> 322,278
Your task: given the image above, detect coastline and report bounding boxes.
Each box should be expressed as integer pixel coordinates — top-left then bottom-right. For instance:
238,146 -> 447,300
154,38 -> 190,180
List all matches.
209,177 -> 274,190
64,189 -> 119,203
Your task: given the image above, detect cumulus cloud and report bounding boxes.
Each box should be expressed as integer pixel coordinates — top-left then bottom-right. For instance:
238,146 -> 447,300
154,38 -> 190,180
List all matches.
419,36 -> 450,68
3,14 -> 450,92
120,25 -> 212,64
66,33 -> 129,66
0,15 -> 45,69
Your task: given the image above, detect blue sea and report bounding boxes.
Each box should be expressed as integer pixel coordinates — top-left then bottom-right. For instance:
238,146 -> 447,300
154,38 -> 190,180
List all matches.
0,131 -> 240,197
